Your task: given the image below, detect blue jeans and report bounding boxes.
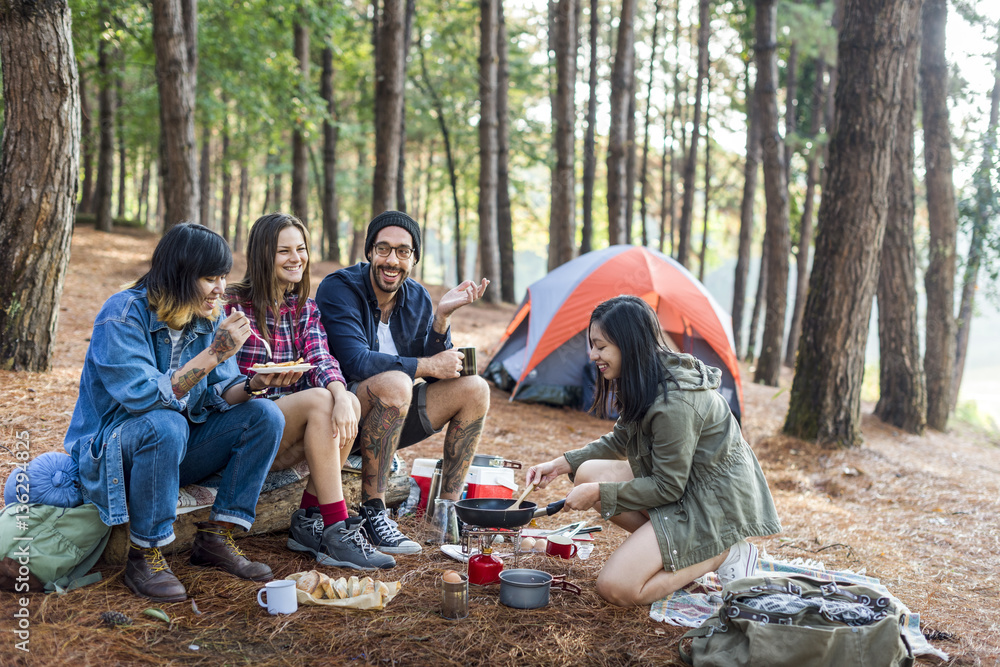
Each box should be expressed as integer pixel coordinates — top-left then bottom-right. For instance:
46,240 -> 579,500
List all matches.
119,400 -> 284,547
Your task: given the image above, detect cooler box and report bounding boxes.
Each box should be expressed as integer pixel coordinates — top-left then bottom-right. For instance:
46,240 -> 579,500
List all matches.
465,465 -> 517,500
411,458 -> 439,512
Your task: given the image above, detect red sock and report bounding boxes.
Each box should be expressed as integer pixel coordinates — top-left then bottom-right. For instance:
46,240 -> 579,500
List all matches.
300,491 -> 319,511
320,500 -> 349,527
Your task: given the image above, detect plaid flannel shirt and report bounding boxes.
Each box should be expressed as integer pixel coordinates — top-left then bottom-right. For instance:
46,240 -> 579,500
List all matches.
225,294 -> 345,398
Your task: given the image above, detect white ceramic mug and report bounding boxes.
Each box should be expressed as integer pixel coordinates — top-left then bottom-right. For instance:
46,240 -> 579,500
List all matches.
257,579 -> 298,615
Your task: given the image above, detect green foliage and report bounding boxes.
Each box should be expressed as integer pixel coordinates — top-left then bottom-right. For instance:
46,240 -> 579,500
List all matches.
953,398 -> 1000,435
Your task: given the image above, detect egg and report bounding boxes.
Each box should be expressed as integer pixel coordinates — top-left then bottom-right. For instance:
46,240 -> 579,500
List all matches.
442,570 -> 463,583
533,538 -> 548,552
520,537 -> 536,551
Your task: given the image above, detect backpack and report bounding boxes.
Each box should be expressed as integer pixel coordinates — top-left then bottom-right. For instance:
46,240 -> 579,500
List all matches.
0,503 -> 112,594
680,575 -> 914,667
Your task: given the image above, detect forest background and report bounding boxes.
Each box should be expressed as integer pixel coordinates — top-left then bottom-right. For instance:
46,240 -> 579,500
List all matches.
3,0 -> 1000,443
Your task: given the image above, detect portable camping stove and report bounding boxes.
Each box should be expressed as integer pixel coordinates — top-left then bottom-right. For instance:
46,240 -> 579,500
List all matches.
460,525 -> 524,569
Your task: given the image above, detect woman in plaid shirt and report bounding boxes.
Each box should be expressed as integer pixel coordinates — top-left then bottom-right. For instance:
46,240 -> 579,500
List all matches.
225,213 -> 394,571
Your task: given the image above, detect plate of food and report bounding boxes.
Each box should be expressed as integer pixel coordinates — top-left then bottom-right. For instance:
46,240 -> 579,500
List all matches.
250,359 -> 314,374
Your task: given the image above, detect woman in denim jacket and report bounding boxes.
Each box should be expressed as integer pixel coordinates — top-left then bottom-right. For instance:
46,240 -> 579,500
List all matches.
526,296 -> 781,606
64,223 -> 285,603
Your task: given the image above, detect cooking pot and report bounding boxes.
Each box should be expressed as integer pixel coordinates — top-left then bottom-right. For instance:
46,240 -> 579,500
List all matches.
454,497 -> 566,529
498,569 -> 581,609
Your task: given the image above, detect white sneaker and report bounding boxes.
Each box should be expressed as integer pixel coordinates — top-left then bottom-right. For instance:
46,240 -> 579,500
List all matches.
716,540 -> 759,586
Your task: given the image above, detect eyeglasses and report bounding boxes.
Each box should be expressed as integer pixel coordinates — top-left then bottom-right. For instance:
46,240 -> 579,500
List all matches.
373,243 -> 414,260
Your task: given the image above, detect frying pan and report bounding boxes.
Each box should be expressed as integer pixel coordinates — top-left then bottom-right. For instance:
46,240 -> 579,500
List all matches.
454,497 -> 566,529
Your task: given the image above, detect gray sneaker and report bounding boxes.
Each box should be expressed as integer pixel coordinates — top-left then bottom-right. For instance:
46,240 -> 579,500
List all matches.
358,503 -> 422,555
288,508 -> 395,570
320,517 -> 396,570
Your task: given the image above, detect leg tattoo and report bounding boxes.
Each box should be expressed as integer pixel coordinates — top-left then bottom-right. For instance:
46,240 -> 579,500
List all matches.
358,387 -> 406,501
441,416 -> 485,495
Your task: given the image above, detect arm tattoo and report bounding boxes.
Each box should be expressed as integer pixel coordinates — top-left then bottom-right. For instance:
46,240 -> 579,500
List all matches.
358,387 -> 406,500
208,329 -> 237,360
172,367 -> 206,398
441,416 -> 484,495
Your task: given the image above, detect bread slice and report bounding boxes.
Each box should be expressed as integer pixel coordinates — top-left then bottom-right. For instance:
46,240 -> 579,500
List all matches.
295,570 -> 320,595
362,577 -> 375,595
332,577 -> 349,599
348,575 -> 360,597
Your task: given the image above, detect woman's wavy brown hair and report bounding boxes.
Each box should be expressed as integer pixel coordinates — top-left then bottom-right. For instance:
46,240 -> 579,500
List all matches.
227,212 -> 311,344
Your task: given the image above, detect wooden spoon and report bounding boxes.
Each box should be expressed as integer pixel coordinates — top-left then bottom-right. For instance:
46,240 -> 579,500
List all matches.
511,480 -> 538,509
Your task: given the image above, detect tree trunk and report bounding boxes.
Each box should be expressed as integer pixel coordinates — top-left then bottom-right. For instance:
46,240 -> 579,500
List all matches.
116,71 -> 126,219
497,2 -> 515,302
753,0 -> 791,388
220,129 -> 232,247
785,57 -> 826,368
733,63 -> 760,360
199,128 -> 212,231
372,0 -> 405,216
784,0 -> 919,446
580,0 -> 598,255
321,38 -> 340,263
625,80 -> 637,243
140,157 -> 152,228
235,163 -> 248,253
395,0 -> 415,213
875,13 -> 926,435
677,0 -> 710,267
920,0 -> 959,431
784,41 -> 798,174
606,0 -> 636,246
953,26 -> 1000,410
699,70 -> 711,282
152,0 -> 199,228
79,64 -> 95,215
667,0 -> 683,256
746,236 -> 768,363
548,0 -> 577,270
292,16 -> 310,224
0,0 -> 80,371
639,0 -> 662,249
478,0 -> 501,302
95,37 -> 115,233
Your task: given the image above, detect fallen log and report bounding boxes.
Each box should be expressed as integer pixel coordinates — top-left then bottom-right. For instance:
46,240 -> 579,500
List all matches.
101,468 -> 411,566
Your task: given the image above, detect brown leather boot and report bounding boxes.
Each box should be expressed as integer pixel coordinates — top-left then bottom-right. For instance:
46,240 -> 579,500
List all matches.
123,543 -> 187,602
189,521 -> 273,581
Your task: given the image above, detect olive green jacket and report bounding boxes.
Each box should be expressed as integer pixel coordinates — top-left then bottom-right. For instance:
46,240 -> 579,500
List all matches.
563,353 -> 781,571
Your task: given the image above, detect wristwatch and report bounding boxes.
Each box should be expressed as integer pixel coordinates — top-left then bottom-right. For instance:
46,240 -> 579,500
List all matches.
244,375 -> 268,397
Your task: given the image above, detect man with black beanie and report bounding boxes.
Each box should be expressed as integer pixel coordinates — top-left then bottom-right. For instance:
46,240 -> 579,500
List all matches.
315,210 -> 490,555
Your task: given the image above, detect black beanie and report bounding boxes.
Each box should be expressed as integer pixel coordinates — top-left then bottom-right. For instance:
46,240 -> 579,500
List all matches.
364,210 -> 421,262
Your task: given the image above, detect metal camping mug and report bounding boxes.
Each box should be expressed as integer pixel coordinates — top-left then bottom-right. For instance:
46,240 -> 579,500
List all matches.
458,347 -> 477,376
441,572 -> 469,619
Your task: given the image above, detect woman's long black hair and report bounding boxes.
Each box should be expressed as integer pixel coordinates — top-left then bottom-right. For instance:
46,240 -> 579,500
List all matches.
133,223 -> 232,329
588,295 -> 674,424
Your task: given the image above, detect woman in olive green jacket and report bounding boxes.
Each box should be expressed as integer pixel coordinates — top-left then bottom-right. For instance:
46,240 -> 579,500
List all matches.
526,296 -> 781,607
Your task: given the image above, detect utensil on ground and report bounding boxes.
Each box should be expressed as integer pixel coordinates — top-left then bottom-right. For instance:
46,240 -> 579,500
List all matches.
454,497 -> 566,529
498,569 -> 581,609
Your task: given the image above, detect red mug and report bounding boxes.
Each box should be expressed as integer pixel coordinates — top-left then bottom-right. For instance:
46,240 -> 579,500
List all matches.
545,535 -> 578,559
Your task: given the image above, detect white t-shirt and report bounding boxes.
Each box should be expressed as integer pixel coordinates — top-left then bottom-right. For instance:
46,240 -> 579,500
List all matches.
377,319 -> 399,357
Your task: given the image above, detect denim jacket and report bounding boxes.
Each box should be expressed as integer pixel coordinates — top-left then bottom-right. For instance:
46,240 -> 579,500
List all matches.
563,353 -> 781,571
315,262 -> 451,382
63,288 -> 243,527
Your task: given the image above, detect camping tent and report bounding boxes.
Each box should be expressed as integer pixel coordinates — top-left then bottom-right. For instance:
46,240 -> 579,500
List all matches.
484,245 -> 743,421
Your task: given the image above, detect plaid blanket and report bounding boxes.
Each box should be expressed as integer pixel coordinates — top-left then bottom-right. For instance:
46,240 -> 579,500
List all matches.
649,555 -> 948,661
